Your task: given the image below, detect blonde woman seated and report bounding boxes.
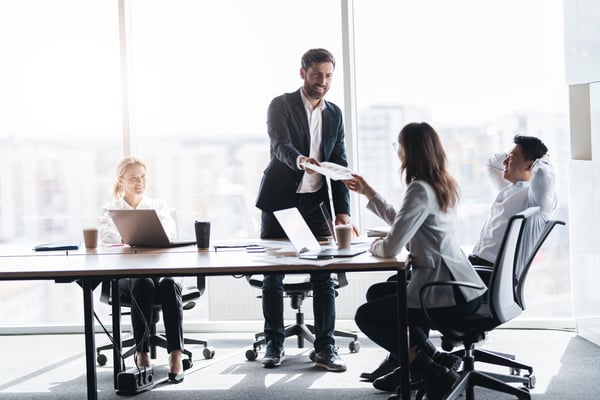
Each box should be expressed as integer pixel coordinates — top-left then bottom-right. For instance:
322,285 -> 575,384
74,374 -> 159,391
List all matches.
98,156 -> 185,383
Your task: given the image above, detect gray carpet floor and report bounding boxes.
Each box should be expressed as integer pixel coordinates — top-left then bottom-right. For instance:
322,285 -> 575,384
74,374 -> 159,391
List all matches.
1,328 -> 599,399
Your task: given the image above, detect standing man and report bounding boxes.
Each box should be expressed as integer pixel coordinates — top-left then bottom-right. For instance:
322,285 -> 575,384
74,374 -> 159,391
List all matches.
255,48 -> 352,372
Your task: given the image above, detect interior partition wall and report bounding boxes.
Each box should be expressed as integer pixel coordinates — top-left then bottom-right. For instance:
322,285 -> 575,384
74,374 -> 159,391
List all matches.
564,0 -> 600,346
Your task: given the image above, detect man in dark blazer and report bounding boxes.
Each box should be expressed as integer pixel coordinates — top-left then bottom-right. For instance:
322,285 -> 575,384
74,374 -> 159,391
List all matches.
255,48 -> 353,372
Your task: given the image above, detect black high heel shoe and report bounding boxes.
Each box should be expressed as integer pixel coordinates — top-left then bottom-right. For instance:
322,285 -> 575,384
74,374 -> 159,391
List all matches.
360,354 -> 399,382
168,372 -> 184,383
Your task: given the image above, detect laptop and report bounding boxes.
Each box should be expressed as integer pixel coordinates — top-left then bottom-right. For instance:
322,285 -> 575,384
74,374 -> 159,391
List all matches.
109,209 -> 196,248
273,207 -> 368,259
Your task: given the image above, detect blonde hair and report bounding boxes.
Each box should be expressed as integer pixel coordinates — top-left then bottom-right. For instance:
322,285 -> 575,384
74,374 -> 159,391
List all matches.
112,156 -> 147,199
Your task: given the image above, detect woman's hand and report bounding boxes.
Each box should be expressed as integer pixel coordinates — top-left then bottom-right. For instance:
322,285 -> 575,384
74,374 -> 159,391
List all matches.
343,173 -> 377,200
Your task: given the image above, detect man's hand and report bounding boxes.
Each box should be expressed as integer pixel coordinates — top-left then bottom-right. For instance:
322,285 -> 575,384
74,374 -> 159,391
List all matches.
299,156 -> 321,175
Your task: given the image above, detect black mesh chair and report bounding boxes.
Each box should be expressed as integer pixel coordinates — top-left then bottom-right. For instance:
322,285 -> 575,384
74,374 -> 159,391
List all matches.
417,207 -> 565,400
96,276 -> 215,369
244,272 -> 360,361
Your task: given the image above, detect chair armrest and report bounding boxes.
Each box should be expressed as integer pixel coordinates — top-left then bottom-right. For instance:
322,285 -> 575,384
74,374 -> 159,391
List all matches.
99,280 -> 111,304
335,271 -> 349,288
418,280 -> 486,332
196,275 -> 206,297
474,265 -> 494,285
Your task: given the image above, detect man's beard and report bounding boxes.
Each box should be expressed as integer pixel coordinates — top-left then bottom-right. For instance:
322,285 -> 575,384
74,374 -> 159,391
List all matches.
304,82 -> 328,100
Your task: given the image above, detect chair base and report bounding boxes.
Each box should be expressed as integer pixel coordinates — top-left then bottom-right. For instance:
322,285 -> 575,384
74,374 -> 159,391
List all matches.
245,310 -> 360,361
96,332 -> 214,367
443,370 -> 531,400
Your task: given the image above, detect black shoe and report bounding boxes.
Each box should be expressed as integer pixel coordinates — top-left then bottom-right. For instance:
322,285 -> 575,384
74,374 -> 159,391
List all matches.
433,351 -> 462,371
261,341 -> 285,368
168,372 -> 184,384
372,367 -> 423,392
360,354 -> 399,382
412,349 -> 460,400
372,367 -> 402,392
420,340 -> 462,371
314,345 -> 346,372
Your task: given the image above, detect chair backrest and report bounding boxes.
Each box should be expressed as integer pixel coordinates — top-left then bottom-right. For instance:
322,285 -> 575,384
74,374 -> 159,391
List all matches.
514,219 -> 565,308
488,207 -> 539,323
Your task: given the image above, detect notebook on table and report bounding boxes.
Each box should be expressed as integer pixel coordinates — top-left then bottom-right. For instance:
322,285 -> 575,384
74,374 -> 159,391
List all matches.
273,207 -> 368,260
109,209 -> 196,248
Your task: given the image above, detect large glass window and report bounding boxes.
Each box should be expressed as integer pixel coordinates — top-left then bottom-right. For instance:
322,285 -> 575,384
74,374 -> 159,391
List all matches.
127,0 -> 344,241
0,1 -> 121,326
353,0 -> 571,318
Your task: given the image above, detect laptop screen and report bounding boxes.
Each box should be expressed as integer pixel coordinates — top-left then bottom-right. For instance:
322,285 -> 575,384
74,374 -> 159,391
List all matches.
273,208 -> 322,254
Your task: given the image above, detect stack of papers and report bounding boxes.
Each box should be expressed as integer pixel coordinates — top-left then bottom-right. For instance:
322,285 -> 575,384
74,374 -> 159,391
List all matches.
301,161 -> 354,180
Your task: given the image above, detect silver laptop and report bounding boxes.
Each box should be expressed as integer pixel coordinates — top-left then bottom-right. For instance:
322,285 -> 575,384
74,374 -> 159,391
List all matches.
273,207 -> 368,259
109,209 -> 196,248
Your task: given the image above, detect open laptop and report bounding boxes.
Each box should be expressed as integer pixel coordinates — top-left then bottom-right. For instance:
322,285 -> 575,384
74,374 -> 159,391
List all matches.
109,209 -> 196,248
273,207 -> 368,259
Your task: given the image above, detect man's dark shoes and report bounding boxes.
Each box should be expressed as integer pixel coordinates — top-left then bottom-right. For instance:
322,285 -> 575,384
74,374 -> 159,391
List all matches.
314,345 -> 347,372
360,354 -> 398,382
261,341 -> 285,368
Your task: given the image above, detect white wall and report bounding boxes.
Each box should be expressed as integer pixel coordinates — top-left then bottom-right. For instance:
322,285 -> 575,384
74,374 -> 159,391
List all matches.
564,0 -> 600,346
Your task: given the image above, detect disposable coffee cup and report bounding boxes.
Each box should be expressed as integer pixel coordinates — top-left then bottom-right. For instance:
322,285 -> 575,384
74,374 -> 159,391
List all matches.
83,228 -> 98,249
334,224 -> 353,249
194,221 -> 211,249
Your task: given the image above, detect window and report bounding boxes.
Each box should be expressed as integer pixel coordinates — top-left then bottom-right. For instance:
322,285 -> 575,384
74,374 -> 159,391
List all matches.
0,0 -> 121,326
353,0 -> 571,318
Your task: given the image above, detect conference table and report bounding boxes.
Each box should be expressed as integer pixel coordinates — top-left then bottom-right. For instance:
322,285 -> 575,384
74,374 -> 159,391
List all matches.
0,242 -> 411,400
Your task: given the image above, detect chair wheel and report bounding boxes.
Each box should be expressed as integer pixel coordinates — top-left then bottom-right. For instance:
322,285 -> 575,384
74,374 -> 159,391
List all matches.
182,358 -> 193,370
246,349 -> 258,361
309,349 -> 316,362
203,347 -> 215,359
96,353 -> 107,366
525,374 -> 536,389
349,340 -> 361,353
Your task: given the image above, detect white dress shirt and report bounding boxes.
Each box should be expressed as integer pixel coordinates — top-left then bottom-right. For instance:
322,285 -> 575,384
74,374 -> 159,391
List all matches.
472,153 -> 557,263
296,89 -> 324,193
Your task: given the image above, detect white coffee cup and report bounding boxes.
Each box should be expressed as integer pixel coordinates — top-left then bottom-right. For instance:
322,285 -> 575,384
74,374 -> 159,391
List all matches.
334,224 -> 353,249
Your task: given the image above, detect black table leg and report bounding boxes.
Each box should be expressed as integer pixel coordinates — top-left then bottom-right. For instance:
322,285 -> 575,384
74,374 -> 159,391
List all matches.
82,279 -> 98,400
112,278 -> 123,388
388,266 -> 410,400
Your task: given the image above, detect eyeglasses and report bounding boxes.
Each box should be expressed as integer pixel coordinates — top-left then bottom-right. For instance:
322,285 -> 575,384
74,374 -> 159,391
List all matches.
392,141 -> 399,151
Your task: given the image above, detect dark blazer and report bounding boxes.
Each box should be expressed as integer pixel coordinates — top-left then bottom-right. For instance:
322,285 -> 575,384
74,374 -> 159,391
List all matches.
256,89 -> 350,215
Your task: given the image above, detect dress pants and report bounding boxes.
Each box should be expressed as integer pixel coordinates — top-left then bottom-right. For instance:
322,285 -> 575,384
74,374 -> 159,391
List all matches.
260,187 -> 336,351
119,277 -> 184,353
355,281 -> 482,357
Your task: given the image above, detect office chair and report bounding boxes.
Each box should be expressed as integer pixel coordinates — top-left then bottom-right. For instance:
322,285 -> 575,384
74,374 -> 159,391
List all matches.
96,276 -> 215,369
244,272 -> 360,361
416,207 -> 565,400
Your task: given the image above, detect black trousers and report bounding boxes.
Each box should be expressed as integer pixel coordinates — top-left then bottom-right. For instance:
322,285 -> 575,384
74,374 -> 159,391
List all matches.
119,277 -> 184,353
260,186 -> 336,351
355,279 -> 483,360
